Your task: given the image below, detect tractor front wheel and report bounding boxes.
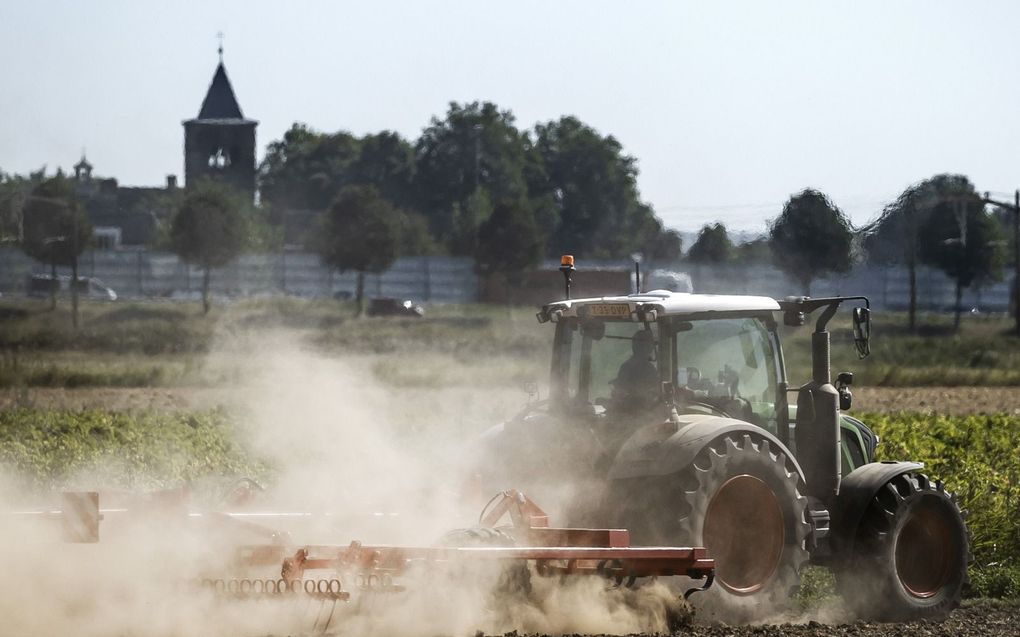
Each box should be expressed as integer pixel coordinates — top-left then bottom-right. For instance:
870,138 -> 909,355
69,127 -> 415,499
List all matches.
835,472 -> 967,621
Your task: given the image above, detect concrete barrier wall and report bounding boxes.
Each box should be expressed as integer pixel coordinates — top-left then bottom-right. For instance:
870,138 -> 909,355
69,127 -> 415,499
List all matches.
1,246 -> 1012,311
0,248 -> 479,303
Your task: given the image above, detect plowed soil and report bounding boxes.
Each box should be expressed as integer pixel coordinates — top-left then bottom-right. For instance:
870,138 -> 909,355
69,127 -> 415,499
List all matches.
854,386 -> 1020,415
675,602 -> 1019,637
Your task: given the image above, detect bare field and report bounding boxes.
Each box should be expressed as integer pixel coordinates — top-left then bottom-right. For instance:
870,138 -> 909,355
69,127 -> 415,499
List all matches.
678,601 -> 1018,637
855,386 -> 1020,415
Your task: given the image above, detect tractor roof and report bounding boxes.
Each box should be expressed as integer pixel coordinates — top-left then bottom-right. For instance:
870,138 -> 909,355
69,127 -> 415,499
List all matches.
542,290 -> 781,319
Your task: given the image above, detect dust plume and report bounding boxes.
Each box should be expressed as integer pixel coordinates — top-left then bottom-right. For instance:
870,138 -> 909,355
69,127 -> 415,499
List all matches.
0,328 -> 693,636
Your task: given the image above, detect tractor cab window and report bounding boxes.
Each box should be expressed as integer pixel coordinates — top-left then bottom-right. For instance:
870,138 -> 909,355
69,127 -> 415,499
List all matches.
563,320 -> 661,412
675,317 -> 779,429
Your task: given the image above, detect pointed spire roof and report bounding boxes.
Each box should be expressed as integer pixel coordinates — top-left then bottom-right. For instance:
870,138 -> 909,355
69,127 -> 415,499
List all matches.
74,150 -> 92,172
196,62 -> 246,120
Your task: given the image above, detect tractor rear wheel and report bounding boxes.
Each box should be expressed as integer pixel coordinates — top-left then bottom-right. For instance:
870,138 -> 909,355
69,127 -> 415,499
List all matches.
835,472 -> 967,621
618,432 -> 810,622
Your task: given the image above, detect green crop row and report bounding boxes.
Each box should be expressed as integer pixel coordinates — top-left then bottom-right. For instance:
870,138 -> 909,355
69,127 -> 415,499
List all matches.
0,408 -> 1017,597
863,412 -> 1020,594
0,408 -> 266,493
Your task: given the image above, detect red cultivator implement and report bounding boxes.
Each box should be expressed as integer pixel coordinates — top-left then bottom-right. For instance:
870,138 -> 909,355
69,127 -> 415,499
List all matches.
272,490 -> 714,593
6,488 -> 714,634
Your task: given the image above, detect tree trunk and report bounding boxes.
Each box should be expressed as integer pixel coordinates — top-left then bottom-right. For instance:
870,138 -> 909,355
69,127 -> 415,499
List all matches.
504,273 -> 514,318
49,258 -> 57,311
202,267 -> 211,315
954,280 -> 963,331
355,271 -> 365,317
70,256 -> 79,330
1013,275 -> 1019,338
908,256 -> 917,333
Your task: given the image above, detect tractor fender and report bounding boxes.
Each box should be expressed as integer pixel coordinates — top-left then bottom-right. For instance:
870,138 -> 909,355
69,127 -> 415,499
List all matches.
607,413 -> 806,484
830,460 -> 924,555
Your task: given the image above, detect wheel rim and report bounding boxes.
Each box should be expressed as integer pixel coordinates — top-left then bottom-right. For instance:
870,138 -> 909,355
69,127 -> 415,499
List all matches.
703,474 -> 785,594
895,499 -> 954,598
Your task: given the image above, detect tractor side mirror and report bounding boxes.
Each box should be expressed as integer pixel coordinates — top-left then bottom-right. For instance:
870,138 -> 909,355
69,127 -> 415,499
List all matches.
852,307 -> 871,358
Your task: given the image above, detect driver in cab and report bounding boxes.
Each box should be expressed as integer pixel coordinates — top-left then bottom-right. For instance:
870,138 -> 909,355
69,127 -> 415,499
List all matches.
609,329 -> 659,412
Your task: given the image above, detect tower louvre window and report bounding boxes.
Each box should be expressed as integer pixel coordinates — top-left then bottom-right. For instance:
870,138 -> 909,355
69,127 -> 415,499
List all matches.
208,147 -> 232,168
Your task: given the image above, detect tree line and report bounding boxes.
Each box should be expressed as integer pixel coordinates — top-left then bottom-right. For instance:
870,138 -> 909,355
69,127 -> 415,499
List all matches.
258,102 -> 681,262
685,176 -> 1010,330
0,99 -> 1012,325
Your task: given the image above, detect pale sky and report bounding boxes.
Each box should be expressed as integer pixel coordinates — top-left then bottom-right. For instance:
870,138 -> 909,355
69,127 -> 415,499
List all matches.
2,1 -> 1018,233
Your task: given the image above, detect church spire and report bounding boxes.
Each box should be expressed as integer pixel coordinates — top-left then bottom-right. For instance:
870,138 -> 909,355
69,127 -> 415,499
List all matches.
195,57 -> 245,120
183,47 -> 258,201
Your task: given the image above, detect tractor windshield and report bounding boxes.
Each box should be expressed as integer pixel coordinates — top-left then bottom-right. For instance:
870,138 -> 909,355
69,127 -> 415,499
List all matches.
674,317 -> 780,429
552,319 -> 662,412
550,314 -> 779,428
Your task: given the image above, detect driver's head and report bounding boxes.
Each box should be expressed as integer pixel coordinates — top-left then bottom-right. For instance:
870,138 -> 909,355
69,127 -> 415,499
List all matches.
632,329 -> 655,357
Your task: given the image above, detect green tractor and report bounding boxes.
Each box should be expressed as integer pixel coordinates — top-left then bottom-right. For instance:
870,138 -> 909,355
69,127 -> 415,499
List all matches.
477,261 -> 968,621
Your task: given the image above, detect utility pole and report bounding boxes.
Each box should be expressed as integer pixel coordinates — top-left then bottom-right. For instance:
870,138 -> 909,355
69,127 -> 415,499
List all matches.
473,123 -> 482,192
982,190 -> 1020,337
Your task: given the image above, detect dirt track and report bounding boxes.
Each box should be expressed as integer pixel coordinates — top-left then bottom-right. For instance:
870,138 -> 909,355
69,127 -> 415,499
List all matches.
854,386 -> 1020,415
673,602 -> 1019,637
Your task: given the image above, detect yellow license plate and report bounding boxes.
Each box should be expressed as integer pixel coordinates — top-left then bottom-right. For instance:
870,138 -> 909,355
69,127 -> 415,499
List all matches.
589,303 -> 632,318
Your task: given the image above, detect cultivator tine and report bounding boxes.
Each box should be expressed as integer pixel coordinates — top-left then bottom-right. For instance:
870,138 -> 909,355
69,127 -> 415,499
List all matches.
188,576 -> 350,634
321,597 -> 339,633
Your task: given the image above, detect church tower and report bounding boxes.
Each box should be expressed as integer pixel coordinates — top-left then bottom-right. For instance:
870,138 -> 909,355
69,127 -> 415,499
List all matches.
183,47 -> 257,201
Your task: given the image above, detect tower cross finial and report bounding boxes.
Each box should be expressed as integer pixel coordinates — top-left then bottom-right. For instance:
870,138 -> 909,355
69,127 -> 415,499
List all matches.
217,31 -> 224,62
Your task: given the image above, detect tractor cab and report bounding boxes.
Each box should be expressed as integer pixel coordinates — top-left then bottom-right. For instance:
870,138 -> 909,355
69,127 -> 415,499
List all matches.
538,291 -> 786,437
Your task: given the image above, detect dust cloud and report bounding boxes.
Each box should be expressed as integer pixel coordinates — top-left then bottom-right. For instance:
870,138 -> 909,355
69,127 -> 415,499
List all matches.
0,330 -> 687,636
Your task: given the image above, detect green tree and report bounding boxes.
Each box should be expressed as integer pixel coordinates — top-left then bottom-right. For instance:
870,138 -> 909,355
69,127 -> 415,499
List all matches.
919,191 -> 1005,329
687,223 -> 734,263
643,223 -> 684,262
769,189 -> 853,295
414,101 -> 531,252
734,237 -> 772,264
0,170 -> 37,244
259,125 -> 423,250
350,131 -> 417,209
394,210 -> 438,257
530,116 -> 669,259
259,124 -> 362,212
451,188 -> 493,256
170,181 -> 248,314
476,200 -> 543,303
21,174 -> 92,325
865,175 -> 981,332
318,185 -> 400,316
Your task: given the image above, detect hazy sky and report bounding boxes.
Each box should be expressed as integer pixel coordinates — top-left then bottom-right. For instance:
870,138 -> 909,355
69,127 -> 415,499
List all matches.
2,1 -> 1018,233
